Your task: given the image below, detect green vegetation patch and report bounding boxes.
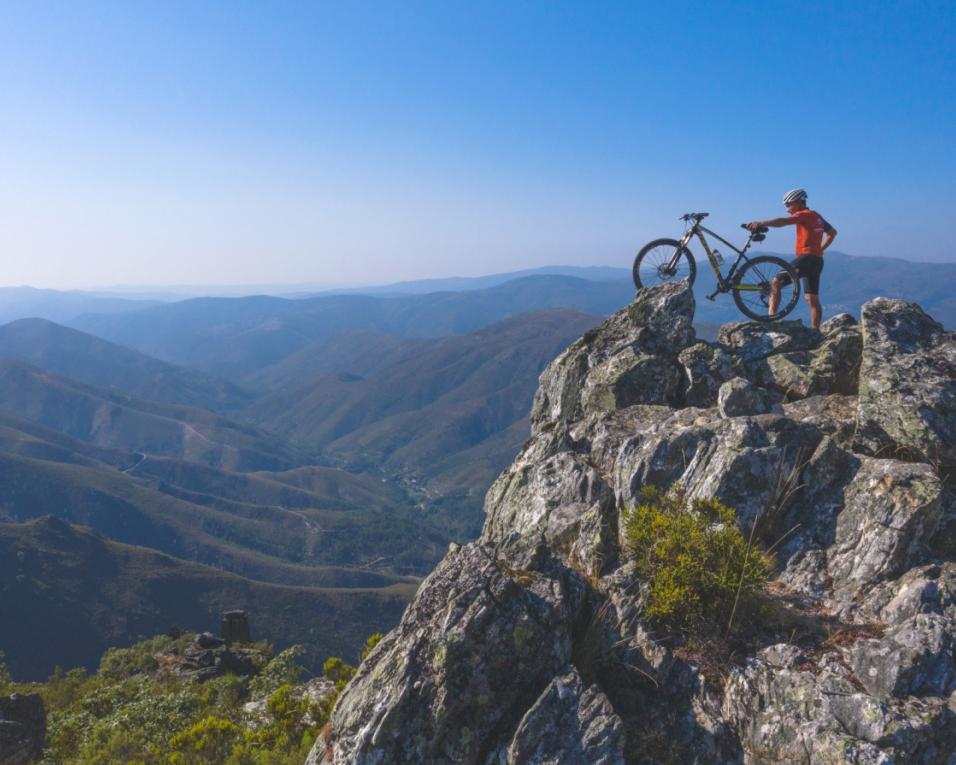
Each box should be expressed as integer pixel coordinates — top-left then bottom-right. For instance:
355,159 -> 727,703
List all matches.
621,486 -> 773,636
0,632 -> 383,765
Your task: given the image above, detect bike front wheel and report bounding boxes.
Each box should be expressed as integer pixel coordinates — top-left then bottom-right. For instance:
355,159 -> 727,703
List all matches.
633,238 -> 697,290
732,256 -> 801,321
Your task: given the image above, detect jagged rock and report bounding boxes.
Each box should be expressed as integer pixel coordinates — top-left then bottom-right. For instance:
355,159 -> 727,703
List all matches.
782,393 -> 857,447
855,298 -> 956,471
320,542 -> 585,764
595,566 -> 743,764
0,694 -> 45,765
678,341 -> 733,408
723,644 -> 956,763
581,351 -> 684,413
861,563 -> 956,626
846,613 -> 956,698
717,320 -> 821,363
717,377 -> 782,417
531,282 -> 695,434
170,632 -> 262,681
827,458 -> 947,607
483,451 -> 616,577
603,405 -> 822,529
761,313 -> 863,399
501,666 -> 626,765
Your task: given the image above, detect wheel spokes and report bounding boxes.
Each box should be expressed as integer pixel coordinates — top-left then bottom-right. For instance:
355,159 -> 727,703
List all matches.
638,245 -> 691,283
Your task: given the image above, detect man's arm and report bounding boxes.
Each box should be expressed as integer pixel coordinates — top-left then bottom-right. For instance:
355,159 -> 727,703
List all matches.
821,224 -> 837,252
746,217 -> 794,231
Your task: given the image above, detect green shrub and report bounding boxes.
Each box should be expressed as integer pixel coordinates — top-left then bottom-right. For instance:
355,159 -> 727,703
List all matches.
321,657 -> 355,689
98,634 -> 175,680
169,716 -> 239,764
621,485 -> 773,635
248,646 -> 305,701
360,633 -> 384,661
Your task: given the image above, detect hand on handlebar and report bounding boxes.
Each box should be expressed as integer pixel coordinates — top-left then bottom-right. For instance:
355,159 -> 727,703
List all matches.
743,222 -> 762,233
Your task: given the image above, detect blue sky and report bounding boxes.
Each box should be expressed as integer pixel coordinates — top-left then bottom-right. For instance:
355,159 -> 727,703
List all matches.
1,1 -> 954,288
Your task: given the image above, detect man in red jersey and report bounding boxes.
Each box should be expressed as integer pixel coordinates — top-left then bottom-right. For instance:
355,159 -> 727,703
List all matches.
746,188 -> 837,328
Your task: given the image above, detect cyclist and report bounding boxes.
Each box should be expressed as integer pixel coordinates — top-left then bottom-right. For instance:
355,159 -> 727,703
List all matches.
746,188 -> 837,328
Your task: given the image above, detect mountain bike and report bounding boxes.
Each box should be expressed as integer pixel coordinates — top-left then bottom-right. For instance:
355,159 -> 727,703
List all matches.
632,212 -> 801,321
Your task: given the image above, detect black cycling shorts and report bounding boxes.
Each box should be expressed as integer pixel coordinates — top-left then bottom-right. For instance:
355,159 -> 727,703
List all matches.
777,255 -> 824,295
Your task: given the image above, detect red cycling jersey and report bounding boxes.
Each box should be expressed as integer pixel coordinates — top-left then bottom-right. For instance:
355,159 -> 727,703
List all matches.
789,208 -> 833,257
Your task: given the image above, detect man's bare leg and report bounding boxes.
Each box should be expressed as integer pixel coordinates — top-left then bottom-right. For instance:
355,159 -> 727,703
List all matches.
806,294 -> 822,329
768,277 -> 782,318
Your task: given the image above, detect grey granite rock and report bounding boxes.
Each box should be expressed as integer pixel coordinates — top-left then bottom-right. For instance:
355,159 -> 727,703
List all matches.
717,377 -> 783,417
679,341 -> 734,408
531,282 -> 695,435
762,313 -> 863,399
855,298 -> 956,471
321,543 -> 584,764
827,458 -> 947,607
502,666 -> 625,765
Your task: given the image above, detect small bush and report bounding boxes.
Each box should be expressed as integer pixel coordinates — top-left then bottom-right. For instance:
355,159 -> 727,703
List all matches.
248,646 -> 305,701
621,485 -> 773,635
360,633 -> 384,661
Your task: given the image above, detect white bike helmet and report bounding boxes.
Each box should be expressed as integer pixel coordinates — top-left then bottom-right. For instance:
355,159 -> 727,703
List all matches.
783,188 -> 808,204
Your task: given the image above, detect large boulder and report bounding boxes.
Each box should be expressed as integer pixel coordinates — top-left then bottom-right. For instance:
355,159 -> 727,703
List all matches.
723,644 -> 956,764
762,313 -> 863,398
502,666 -> 626,765
531,282 -> 695,434
319,543 -> 585,764
717,377 -> 782,418
483,451 -> 616,578
827,459 -> 948,607
855,298 -> 956,471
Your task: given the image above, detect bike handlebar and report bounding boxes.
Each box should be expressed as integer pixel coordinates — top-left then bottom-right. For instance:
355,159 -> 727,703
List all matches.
680,212 -> 709,222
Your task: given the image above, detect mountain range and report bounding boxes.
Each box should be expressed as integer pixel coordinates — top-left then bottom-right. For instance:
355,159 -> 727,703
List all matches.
1,255 -> 952,679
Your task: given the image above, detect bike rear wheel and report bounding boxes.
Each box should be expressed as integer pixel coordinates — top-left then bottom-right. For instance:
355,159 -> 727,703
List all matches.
633,238 -> 697,290
732,256 -> 801,321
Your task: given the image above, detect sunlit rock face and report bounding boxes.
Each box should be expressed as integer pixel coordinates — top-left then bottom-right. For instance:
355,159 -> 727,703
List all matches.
311,283 -> 956,765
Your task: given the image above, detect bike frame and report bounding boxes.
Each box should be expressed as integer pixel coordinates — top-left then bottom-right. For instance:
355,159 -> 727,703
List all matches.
676,220 -> 763,295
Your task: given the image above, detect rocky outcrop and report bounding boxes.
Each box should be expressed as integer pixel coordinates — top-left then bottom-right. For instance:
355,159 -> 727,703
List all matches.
167,632 -> 265,682
855,298 -> 956,474
312,284 -> 956,764
0,694 -> 45,765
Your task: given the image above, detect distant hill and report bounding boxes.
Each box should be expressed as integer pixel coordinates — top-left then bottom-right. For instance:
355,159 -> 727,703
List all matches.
0,410 -> 444,580
0,286 -> 165,325
241,331 -> 423,392
69,276 -> 634,380
0,359 -> 298,471
0,318 -> 251,412
295,265 -> 633,297
0,515 -> 415,680
244,309 -> 602,536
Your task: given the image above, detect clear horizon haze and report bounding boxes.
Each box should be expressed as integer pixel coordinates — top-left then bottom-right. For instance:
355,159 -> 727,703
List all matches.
2,1 -> 954,290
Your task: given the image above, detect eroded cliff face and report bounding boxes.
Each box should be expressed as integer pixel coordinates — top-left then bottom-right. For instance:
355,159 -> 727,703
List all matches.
310,284 -> 956,765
